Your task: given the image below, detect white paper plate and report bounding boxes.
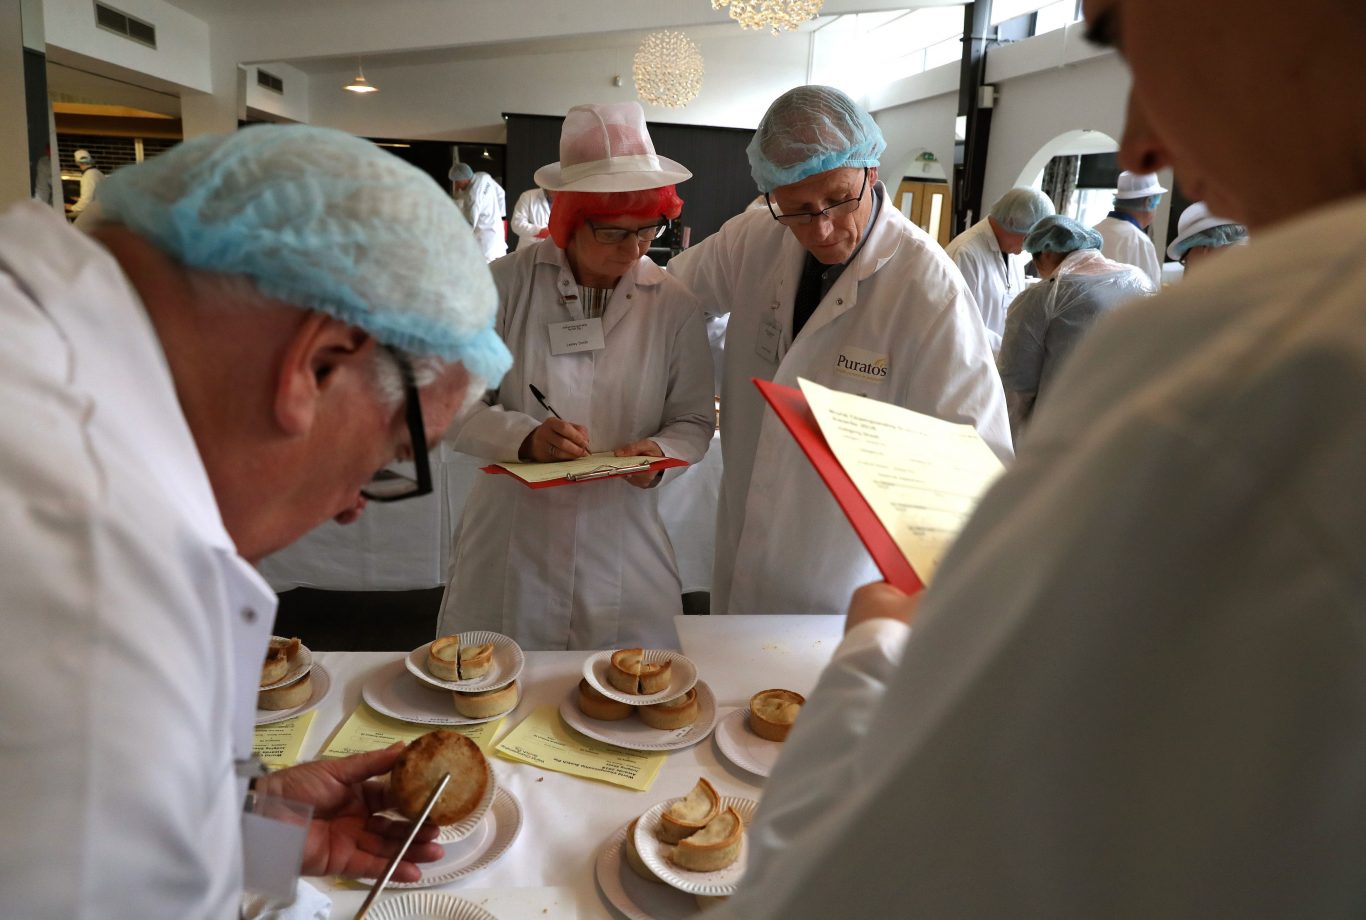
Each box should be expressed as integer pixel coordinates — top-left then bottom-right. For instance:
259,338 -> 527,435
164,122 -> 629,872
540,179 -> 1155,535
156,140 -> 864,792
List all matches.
255,662 -> 331,726
596,822 -> 709,920
364,659 -> 517,726
634,795 -> 756,897
559,681 -> 717,752
365,891 -> 498,920
582,650 -> 698,706
370,787 -> 522,889
406,632 -> 524,692
713,708 -> 781,778
259,637 -> 313,691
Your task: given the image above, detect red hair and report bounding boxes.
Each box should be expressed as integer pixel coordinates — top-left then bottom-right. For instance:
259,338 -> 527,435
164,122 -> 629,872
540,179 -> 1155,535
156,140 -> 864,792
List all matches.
548,186 -> 684,249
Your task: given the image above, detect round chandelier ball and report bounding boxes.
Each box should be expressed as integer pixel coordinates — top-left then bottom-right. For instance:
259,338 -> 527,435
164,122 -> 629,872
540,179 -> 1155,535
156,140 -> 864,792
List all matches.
633,31 -> 705,109
712,0 -> 824,33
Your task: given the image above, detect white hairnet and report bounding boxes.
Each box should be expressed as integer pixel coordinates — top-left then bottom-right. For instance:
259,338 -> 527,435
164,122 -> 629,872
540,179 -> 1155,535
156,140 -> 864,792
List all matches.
74,149 -> 93,164
989,188 -> 1056,235
1023,215 -> 1104,254
746,85 -> 886,193
95,125 -> 511,385
449,162 -> 474,183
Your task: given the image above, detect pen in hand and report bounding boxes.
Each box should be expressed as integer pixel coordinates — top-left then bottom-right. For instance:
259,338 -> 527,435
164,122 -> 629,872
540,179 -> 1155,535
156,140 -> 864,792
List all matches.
529,384 -> 562,419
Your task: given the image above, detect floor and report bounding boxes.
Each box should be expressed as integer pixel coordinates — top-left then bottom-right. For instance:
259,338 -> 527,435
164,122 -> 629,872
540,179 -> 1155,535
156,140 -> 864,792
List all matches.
274,587 -> 712,651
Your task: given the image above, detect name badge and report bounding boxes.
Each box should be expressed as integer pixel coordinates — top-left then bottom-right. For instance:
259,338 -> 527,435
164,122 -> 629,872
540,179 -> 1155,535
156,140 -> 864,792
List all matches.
756,315 -> 782,364
548,317 -> 605,355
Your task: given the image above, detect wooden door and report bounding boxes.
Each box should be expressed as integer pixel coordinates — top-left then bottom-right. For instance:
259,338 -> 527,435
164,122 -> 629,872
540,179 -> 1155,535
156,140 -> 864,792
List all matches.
893,178 -> 953,247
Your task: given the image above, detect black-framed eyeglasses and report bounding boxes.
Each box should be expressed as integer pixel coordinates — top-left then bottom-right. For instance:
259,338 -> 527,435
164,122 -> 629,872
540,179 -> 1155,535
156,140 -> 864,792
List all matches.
360,347 -> 433,503
586,219 -> 670,245
765,167 -> 869,226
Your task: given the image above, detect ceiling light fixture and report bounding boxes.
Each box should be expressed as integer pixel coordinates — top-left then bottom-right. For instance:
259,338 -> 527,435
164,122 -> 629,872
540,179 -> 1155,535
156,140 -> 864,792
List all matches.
712,0 -> 823,33
344,61 -> 378,94
633,31 -> 704,109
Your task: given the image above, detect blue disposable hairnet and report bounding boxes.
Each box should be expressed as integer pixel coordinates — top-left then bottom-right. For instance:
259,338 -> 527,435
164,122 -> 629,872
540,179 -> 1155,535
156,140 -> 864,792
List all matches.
1023,215 -> 1104,254
96,125 -> 511,385
988,188 -> 1056,235
1114,193 -> 1162,212
746,85 -> 886,193
449,162 -> 474,183
1171,222 -> 1249,259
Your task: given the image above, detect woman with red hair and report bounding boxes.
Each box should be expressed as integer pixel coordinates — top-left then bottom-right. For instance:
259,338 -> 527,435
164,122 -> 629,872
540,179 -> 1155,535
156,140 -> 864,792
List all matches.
439,102 -> 714,650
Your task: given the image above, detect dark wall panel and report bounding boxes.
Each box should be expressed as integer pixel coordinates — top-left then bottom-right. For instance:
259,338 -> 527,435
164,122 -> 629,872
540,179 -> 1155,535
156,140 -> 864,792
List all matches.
504,112 -> 757,248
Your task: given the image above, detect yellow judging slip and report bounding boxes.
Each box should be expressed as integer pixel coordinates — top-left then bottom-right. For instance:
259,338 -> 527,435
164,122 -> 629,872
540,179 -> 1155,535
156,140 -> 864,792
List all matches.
252,711 -> 318,768
493,705 -> 665,791
318,702 -> 505,758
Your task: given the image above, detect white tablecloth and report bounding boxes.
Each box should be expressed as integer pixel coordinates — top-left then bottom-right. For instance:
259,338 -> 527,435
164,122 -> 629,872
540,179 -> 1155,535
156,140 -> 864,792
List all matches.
302,614 -> 842,919
259,435 -> 723,595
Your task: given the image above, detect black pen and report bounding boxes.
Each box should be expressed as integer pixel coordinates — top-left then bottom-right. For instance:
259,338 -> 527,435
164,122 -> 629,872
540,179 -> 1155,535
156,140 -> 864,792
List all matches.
528,384 -> 562,420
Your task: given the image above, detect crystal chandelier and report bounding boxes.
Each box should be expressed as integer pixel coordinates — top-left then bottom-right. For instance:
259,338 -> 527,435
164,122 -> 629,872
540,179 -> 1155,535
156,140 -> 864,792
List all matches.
712,0 -> 824,33
633,31 -> 705,109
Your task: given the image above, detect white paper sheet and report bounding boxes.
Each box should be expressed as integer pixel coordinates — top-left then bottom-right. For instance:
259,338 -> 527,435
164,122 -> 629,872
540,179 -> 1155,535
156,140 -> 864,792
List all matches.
798,378 -> 1005,584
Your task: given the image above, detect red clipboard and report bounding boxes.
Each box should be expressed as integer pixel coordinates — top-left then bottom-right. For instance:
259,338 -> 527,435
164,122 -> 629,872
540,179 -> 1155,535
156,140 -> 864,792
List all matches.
755,378 -> 924,595
480,456 -> 687,490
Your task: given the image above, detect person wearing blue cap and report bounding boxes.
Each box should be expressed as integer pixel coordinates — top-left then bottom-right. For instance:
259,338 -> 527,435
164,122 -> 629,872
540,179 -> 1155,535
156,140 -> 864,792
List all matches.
997,215 -> 1154,439
1093,169 -> 1167,288
450,160 -> 508,261
0,124 -> 510,916
945,187 -> 1057,352
669,85 -> 1011,617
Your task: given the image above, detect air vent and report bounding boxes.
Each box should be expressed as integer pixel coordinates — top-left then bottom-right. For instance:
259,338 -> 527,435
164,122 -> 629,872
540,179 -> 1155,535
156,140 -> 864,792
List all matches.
94,2 -> 157,49
257,69 -> 285,94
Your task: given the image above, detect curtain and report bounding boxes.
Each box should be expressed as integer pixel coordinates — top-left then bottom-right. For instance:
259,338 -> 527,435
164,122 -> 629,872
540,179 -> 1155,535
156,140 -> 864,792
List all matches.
1042,155 -> 1081,215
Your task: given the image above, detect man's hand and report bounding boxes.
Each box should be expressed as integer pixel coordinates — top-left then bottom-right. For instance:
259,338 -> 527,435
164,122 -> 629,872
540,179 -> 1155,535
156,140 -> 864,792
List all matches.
519,418 -> 591,462
613,438 -> 664,489
256,746 -> 442,883
845,581 -> 922,634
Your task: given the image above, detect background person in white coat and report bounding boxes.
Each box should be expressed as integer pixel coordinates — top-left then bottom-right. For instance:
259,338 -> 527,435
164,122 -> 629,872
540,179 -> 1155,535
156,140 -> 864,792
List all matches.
510,186 -> 552,249
69,147 -> 104,218
1093,170 -> 1165,287
0,125 -> 511,917
450,162 -> 508,261
438,102 -> 714,650
706,0 -> 1366,917
944,187 -> 1056,351
669,85 -> 1011,617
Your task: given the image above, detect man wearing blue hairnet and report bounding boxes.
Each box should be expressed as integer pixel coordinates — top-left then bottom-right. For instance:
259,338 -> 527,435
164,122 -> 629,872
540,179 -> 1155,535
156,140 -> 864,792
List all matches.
450,161 -> 508,262
0,125 -> 511,916
1093,169 -> 1166,287
945,187 -> 1056,352
669,85 -> 1011,616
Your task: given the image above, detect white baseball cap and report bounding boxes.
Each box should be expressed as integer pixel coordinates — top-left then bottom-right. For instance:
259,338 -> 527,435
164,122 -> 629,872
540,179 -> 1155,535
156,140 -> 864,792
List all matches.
1166,202 -> 1242,260
534,102 -> 691,193
74,149 -> 93,165
1115,171 -> 1167,199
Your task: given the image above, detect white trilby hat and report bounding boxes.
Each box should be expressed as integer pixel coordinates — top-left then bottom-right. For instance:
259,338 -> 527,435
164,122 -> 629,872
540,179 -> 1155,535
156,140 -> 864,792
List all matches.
1166,202 -> 1241,260
1115,170 -> 1168,199
534,102 -> 691,193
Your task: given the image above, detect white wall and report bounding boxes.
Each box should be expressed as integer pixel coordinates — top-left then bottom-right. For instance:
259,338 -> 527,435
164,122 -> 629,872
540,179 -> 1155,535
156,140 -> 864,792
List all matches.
307,30 -> 811,142
874,89 -> 957,189
42,0 -> 212,91
245,62 -> 309,123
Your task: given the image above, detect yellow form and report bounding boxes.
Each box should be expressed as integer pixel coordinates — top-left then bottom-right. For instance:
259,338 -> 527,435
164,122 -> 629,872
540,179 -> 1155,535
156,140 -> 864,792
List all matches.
319,703 -> 506,757
494,706 -> 665,791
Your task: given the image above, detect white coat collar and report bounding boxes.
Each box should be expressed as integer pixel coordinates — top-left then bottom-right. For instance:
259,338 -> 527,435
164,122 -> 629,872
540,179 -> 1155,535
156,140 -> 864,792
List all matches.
534,238 -> 663,336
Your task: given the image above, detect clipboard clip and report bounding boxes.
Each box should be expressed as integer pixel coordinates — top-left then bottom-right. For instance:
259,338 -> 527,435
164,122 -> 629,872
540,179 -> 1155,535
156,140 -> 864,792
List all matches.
565,462 -> 653,482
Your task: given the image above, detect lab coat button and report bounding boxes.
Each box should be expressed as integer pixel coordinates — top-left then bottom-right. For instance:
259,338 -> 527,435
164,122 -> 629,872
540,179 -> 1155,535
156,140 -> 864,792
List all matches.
836,298 -> 844,305
241,607 -> 256,624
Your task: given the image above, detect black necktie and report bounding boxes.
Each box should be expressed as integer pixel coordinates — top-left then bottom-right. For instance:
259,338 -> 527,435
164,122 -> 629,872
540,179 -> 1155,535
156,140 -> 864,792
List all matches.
792,254 -> 826,339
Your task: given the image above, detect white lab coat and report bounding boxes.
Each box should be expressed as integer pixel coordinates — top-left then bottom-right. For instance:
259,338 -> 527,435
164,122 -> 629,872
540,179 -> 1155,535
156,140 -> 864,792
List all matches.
70,165 -> 104,216
669,185 -> 1012,616
1095,214 -> 1162,288
944,217 -> 1027,351
510,188 -> 551,250
456,172 -> 507,262
438,239 -> 714,649
0,203 -> 275,917
711,193 -> 1366,920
